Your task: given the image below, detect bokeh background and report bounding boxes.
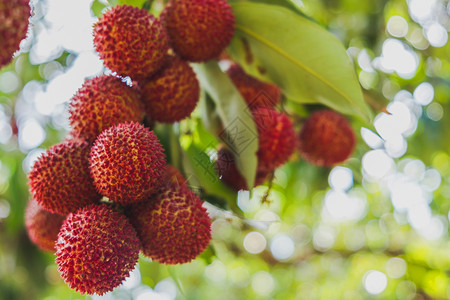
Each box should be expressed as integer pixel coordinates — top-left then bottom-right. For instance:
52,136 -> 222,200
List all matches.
0,0 -> 449,299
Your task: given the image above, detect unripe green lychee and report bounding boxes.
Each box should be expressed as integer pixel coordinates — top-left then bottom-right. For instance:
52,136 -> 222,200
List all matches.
226,63 -> 282,109
69,75 -> 144,143
93,5 -> 169,79
253,108 -> 296,172
25,198 -> 65,252
0,0 -> 30,69
89,122 -> 166,205
141,56 -> 199,123
127,184 -> 211,264
298,110 -> 355,167
161,0 -> 235,62
28,140 -> 101,215
55,204 -> 140,295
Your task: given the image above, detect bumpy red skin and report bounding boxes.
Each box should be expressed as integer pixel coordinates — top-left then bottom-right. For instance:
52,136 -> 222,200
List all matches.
0,0 -> 30,69
93,5 -> 169,79
253,108 -> 296,172
25,199 -> 66,252
55,204 -> 140,295
161,0 -> 235,62
226,64 -> 282,109
28,140 -> 101,215
90,122 -> 166,205
141,56 -> 199,123
216,148 -> 269,191
165,165 -> 187,188
69,75 -> 144,143
128,185 -> 211,264
298,110 -> 356,167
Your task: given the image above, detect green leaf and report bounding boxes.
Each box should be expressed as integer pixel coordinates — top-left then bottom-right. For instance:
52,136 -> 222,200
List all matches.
193,61 -> 258,188
228,2 -> 373,122
91,0 -> 107,16
181,143 -> 240,213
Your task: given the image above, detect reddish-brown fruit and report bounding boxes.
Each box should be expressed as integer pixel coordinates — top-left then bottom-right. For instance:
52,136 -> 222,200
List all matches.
253,108 -> 296,172
25,199 -> 65,252
161,0 -> 235,62
56,204 -> 140,295
141,56 -> 199,123
69,75 -> 144,143
89,122 -> 166,205
164,165 -> 187,188
28,140 -> 101,215
216,147 -> 270,191
226,64 -> 282,109
128,185 -> 211,264
298,110 -> 356,167
93,5 -> 169,79
0,0 -> 30,69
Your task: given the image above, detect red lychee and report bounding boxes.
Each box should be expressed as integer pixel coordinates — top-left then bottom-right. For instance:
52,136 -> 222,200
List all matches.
252,108 -> 296,172
69,75 -> 144,143
141,56 -> 200,123
128,184 -> 211,264
25,199 -> 66,252
164,165 -> 187,188
0,0 -> 30,69
226,63 -> 282,109
89,122 -> 166,205
28,140 -> 101,215
55,204 -> 140,295
298,110 -> 355,167
216,147 -> 271,191
93,5 -> 169,79
161,0 -> 235,62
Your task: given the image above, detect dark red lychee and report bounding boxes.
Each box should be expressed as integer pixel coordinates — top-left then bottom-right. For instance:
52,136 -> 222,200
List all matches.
25,198 -> 66,252
28,140 -> 101,215
226,63 -> 282,109
69,75 -> 144,143
128,184 -> 211,264
252,108 -> 296,172
216,147 -> 271,191
55,204 -> 140,295
0,0 -> 30,69
93,5 -> 169,79
161,0 -> 235,62
298,110 -> 356,167
141,56 -> 199,123
89,122 -> 166,205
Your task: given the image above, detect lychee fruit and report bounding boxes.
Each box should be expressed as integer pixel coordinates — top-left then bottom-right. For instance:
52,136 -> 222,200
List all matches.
141,56 -> 200,123
28,140 -> 101,215
161,0 -> 235,62
93,5 -> 169,79
252,108 -> 296,172
127,184 -> 211,264
25,198 -> 66,252
89,122 -> 166,205
216,147 -> 271,191
164,165 -> 187,188
298,110 -> 355,167
55,204 -> 140,295
0,0 -> 30,69
69,75 -> 144,143
226,63 -> 282,109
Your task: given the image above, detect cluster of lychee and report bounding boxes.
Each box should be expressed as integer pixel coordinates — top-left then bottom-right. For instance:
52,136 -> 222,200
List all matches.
216,63 -> 356,191
22,0 -> 357,296
24,0 -> 239,295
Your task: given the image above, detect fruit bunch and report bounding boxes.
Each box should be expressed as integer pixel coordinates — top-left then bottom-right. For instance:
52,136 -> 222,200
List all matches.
24,0 -> 240,294
216,63 -> 356,190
